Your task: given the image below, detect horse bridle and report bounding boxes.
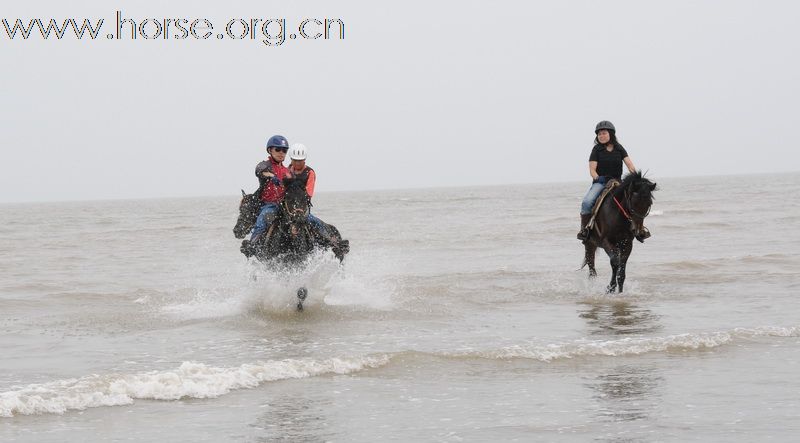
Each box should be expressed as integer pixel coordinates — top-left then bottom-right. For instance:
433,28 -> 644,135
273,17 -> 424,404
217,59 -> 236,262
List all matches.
612,186 -> 651,226
280,198 -> 309,220
624,186 -> 652,219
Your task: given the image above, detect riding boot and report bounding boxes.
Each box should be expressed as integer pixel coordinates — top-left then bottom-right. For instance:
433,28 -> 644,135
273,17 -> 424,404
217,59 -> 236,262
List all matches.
242,233 -> 262,257
316,228 -> 349,260
635,226 -> 651,243
312,225 -> 335,248
577,214 -> 592,241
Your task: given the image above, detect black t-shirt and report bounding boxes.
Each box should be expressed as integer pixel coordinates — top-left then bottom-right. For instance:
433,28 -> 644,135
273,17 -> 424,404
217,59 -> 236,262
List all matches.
589,144 -> 629,179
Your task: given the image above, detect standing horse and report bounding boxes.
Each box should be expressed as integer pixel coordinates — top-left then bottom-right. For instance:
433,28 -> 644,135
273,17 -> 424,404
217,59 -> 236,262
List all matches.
582,171 -> 657,293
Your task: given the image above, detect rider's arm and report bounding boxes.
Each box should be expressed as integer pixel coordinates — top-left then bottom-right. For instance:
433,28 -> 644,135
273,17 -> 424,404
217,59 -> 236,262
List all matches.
306,169 -> 316,198
255,161 -> 274,178
623,156 -> 636,174
589,161 -> 599,181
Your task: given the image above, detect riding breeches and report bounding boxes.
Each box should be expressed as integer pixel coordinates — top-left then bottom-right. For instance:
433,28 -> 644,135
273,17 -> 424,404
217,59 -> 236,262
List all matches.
308,213 -> 329,237
251,203 -> 279,239
581,182 -> 606,215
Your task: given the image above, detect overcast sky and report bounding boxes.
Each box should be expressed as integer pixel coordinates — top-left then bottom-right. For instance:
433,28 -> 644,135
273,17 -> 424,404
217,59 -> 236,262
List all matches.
2,0 -> 798,203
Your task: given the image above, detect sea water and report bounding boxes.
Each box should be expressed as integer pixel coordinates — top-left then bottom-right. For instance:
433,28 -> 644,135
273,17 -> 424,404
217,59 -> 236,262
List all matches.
1,173 -> 799,442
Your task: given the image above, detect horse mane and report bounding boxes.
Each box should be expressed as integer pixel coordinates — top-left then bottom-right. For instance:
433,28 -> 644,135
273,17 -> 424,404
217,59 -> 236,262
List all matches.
614,170 -> 656,198
283,175 -> 308,192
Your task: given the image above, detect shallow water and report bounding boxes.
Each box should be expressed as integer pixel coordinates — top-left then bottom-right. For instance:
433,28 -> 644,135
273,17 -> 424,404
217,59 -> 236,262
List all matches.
1,173 -> 799,442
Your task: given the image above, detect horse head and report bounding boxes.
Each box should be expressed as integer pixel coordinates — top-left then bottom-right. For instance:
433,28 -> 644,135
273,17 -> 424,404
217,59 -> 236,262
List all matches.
621,171 -> 657,230
278,176 -> 311,238
233,189 -> 260,239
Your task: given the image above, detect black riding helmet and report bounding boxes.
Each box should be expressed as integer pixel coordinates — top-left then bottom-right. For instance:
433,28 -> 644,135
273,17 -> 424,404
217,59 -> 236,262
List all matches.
595,120 -> 616,134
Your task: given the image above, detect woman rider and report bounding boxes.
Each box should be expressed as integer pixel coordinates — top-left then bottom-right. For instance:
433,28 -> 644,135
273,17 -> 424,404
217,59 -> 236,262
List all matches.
577,121 -> 650,242
286,143 -> 338,245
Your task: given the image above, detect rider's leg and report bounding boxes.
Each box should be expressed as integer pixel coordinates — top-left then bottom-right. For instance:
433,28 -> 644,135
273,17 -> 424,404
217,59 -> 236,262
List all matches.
578,183 -> 605,240
248,203 -> 278,243
578,214 -> 592,241
308,212 -> 348,260
307,213 -> 328,235
308,212 -> 338,246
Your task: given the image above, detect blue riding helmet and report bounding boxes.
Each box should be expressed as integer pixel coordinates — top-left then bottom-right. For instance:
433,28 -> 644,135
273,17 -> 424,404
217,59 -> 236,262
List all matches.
266,135 -> 289,150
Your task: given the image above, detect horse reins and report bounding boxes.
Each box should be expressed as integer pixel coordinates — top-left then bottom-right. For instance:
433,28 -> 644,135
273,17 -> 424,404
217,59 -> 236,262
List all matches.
613,187 -> 651,222
612,195 -> 632,221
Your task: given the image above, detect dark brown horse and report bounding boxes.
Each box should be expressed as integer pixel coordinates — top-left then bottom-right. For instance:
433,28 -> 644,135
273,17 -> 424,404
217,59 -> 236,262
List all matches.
233,176 -> 349,310
582,171 -> 657,293
233,176 -> 349,265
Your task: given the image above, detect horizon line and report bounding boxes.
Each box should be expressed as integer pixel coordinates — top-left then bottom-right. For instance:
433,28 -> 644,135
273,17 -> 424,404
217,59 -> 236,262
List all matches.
1,170 -> 797,205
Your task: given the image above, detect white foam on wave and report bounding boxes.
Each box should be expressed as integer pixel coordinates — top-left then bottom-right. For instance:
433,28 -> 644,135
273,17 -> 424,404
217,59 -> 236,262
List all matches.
0,355 -> 390,418
450,326 -> 800,362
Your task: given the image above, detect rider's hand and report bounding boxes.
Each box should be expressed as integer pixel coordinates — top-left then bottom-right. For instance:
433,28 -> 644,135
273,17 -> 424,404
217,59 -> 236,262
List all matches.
271,176 -> 281,186
593,176 -> 606,184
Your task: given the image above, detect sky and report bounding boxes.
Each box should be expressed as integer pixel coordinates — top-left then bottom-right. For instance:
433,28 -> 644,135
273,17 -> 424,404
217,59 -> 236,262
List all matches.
2,0 -> 799,203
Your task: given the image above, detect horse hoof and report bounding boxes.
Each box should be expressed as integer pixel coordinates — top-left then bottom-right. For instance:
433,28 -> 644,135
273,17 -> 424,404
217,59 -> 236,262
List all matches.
297,287 -> 307,301
296,302 -> 304,311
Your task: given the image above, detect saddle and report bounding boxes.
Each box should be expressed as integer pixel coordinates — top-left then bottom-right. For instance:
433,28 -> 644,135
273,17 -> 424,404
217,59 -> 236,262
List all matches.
586,179 -> 621,232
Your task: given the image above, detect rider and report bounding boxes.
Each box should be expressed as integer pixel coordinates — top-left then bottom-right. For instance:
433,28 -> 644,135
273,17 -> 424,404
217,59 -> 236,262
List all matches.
242,135 -> 291,252
577,121 -> 650,242
286,143 -> 338,245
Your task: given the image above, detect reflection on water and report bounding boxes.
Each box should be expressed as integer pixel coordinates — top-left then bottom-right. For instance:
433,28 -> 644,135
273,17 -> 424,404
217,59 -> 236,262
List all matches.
589,365 -> 662,423
249,330 -> 334,441
578,302 -> 662,336
252,391 -> 335,442
579,302 -> 664,439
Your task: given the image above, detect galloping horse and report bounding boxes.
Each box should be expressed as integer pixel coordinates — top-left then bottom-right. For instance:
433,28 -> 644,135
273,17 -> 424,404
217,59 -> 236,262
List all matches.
233,176 -> 349,310
582,171 -> 657,293
233,176 -> 349,265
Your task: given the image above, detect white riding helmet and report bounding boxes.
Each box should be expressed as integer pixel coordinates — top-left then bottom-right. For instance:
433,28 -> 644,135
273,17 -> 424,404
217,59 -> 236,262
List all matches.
289,143 -> 307,160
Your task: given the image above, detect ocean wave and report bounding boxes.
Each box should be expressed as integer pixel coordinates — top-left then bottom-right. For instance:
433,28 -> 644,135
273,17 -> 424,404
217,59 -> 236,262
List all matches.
652,260 -> 715,271
4,326 -> 797,417
0,355 -> 390,418
445,326 -> 800,362
653,254 -> 798,274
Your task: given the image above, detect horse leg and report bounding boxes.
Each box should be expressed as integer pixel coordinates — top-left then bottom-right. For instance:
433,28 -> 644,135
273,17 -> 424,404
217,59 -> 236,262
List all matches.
617,240 -> 633,293
584,243 -> 597,277
606,248 -> 620,293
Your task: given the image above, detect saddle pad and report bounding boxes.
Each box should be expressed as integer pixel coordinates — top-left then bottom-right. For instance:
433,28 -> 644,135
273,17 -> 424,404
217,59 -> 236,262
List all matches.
588,179 -> 621,226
